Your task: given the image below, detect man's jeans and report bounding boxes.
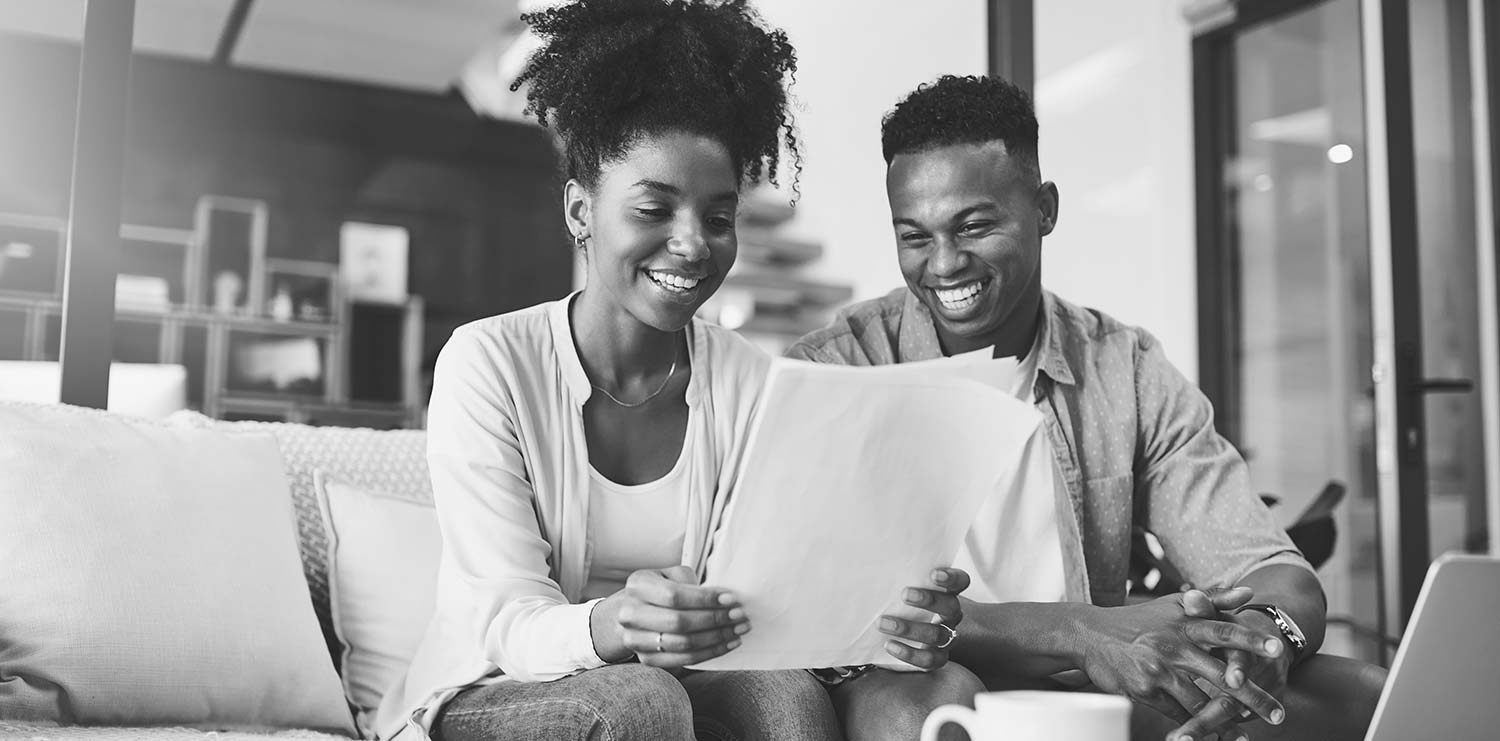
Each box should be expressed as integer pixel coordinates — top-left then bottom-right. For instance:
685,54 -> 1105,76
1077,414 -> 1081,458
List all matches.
432,664 -> 840,740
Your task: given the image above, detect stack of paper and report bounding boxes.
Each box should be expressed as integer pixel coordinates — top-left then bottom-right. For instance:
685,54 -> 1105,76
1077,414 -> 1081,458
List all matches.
691,358 -> 1053,671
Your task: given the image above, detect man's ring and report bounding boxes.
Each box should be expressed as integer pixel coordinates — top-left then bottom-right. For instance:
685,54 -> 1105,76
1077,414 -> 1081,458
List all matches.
936,623 -> 958,649
657,632 -> 665,652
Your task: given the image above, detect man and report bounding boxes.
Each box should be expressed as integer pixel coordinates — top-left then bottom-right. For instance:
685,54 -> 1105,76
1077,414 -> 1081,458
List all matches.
787,75 -> 1385,741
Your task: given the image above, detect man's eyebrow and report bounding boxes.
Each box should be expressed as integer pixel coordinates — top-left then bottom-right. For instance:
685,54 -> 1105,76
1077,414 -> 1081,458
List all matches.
631,180 -> 739,203
892,203 -> 996,228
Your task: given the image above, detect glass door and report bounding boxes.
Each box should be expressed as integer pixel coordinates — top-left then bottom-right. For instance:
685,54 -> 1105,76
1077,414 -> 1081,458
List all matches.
1194,0 -> 1496,664
1407,0 -> 1491,577
1388,0 -> 1499,631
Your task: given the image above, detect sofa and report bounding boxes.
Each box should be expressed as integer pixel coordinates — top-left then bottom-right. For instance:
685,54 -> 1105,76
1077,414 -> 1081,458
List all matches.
0,401 -> 1390,740
0,401 -> 440,739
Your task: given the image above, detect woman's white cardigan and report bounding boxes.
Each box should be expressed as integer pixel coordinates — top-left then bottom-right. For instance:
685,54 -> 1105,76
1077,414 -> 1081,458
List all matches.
376,295 -> 769,740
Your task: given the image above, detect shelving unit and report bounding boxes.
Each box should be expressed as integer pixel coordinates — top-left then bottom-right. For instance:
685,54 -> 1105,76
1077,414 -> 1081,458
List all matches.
0,204 -> 424,429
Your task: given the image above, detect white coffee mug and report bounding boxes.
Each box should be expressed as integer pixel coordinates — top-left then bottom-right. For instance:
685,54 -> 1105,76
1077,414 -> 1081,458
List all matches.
920,690 -> 1131,741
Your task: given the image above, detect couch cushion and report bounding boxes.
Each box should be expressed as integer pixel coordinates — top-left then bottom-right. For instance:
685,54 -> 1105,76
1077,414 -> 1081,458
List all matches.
316,474 -> 441,738
0,721 -> 353,740
167,412 -> 430,671
0,402 -> 356,734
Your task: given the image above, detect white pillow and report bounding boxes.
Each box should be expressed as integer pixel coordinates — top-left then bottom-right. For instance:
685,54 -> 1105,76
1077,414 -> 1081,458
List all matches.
0,402 -> 357,735
315,472 -> 441,738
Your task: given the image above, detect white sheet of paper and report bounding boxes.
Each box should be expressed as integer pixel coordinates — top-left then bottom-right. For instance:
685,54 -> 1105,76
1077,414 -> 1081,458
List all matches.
690,358 -> 1046,671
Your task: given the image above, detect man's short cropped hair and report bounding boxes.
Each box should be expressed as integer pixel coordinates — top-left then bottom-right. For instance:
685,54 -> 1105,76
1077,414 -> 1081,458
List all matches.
879,74 -> 1039,174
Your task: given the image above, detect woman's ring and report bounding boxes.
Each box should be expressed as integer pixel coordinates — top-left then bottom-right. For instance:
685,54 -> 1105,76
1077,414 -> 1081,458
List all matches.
936,624 -> 958,649
657,632 -> 665,652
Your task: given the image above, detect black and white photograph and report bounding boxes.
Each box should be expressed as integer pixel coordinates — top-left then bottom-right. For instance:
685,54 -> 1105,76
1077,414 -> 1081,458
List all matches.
0,1 -> 1495,740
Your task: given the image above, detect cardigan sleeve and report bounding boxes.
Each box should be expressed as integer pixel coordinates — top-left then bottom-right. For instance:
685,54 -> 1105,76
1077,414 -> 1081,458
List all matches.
425,328 -> 608,682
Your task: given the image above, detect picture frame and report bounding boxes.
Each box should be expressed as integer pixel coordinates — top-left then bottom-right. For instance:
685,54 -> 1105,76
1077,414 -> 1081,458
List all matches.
263,258 -> 342,325
193,195 -> 269,316
339,221 -> 410,305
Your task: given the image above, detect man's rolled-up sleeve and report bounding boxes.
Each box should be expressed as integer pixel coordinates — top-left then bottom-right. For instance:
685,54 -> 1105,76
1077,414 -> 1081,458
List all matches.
1130,331 -> 1315,589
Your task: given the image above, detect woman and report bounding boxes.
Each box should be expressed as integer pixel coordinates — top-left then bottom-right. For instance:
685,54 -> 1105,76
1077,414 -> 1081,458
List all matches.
376,2 -> 979,739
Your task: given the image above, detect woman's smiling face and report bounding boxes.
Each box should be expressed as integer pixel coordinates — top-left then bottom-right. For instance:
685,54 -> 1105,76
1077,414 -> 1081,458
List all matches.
572,131 -> 740,333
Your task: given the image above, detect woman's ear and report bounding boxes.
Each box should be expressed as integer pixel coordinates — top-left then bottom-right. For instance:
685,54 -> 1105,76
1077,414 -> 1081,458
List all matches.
564,179 -> 591,247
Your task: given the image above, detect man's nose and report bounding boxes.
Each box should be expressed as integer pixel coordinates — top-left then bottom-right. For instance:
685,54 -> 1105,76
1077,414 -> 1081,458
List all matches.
928,236 -> 968,277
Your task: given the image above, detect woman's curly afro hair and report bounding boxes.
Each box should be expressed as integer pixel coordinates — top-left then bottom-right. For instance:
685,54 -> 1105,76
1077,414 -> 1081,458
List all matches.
511,0 -> 800,192
880,75 -> 1038,174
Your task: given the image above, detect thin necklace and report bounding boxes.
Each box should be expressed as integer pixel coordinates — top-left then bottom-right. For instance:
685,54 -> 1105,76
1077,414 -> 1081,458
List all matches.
590,345 -> 679,408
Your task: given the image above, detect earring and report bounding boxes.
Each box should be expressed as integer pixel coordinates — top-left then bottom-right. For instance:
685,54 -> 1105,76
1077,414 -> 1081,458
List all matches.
574,232 -> 589,251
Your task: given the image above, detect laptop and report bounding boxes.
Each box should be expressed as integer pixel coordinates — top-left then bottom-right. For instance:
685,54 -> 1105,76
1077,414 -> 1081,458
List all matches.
1365,553 -> 1500,740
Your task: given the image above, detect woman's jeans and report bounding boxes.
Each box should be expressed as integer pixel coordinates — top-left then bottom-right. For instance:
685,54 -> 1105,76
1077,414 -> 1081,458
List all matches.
431,664 -> 840,741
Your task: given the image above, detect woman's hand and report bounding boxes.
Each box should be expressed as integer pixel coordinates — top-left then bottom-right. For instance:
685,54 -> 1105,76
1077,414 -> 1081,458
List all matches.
591,565 -> 749,668
878,567 -> 969,670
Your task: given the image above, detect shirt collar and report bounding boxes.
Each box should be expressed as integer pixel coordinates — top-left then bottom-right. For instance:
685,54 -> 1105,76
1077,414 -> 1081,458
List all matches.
548,293 -> 593,406
1035,290 -> 1076,387
895,289 -> 947,362
895,287 -> 1077,387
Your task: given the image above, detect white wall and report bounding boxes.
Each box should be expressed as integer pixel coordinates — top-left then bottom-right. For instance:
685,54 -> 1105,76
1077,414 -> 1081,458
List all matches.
752,0 -> 1199,378
1034,0 -> 1199,379
751,0 -> 988,303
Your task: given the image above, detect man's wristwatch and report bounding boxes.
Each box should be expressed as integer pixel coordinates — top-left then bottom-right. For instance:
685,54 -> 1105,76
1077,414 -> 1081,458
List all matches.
1237,603 -> 1307,660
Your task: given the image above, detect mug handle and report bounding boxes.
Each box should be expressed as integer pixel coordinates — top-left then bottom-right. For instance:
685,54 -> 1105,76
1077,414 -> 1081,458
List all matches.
920,704 -> 979,741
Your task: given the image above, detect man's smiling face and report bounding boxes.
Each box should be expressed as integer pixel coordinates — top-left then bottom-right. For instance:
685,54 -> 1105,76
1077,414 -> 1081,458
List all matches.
886,140 -> 1057,355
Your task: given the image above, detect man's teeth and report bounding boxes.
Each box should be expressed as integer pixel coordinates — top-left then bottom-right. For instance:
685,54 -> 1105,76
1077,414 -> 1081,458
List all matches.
648,271 -> 702,291
936,282 -> 984,307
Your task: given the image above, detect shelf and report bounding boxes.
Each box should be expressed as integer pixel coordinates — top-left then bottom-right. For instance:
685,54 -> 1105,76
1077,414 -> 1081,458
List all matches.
0,286 -> 422,429
0,294 -> 340,337
218,395 -> 417,429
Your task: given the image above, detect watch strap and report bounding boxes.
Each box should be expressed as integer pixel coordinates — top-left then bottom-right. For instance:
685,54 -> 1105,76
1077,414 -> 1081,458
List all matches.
1238,603 -> 1307,658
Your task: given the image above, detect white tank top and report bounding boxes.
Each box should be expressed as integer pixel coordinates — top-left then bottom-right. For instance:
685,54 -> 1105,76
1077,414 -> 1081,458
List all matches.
581,438 -> 693,601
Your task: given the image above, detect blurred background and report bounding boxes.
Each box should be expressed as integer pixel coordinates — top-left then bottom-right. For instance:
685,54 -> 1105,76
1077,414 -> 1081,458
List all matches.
0,0 -> 1493,679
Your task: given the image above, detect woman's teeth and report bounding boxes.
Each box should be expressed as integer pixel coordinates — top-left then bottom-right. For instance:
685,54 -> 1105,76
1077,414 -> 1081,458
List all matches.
647,271 -> 702,292
936,281 -> 984,309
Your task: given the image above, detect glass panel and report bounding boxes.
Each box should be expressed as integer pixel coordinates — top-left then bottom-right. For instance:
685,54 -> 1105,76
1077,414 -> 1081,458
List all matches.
1410,1 -> 1489,557
1228,0 -> 1382,662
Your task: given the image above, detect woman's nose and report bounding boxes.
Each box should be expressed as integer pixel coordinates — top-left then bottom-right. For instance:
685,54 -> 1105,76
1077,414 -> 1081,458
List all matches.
667,218 -> 710,262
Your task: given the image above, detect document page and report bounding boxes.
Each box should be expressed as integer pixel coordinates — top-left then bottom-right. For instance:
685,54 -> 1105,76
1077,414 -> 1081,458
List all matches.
691,358 -> 1046,671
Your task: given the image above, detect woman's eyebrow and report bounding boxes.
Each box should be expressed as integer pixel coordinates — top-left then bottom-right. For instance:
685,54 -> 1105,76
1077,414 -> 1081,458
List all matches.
630,179 -> 738,203
632,178 -> 682,195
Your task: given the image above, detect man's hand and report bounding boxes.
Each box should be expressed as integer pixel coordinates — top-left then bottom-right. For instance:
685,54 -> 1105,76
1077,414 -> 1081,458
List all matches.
1167,590 -> 1294,741
1074,588 -> 1285,740
878,567 -> 969,670
591,565 -> 749,667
